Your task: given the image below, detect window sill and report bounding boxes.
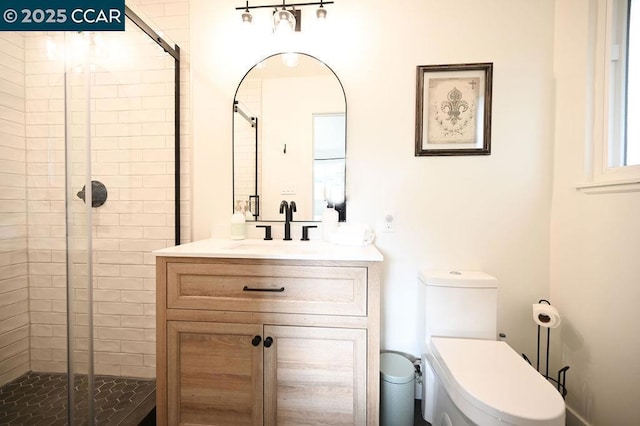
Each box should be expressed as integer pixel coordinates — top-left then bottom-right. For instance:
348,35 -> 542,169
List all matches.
576,178 -> 640,194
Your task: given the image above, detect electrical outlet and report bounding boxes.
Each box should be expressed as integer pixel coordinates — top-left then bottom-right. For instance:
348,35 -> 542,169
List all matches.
383,212 -> 394,233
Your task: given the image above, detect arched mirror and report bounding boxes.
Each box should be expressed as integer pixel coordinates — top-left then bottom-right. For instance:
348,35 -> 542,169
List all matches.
233,52 -> 346,222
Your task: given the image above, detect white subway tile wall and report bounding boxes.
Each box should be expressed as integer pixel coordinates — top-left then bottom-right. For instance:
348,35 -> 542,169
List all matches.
0,32 -> 29,386
2,0 -> 190,382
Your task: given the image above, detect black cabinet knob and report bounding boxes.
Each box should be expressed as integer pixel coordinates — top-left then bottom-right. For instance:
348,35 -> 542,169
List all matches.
263,336 -> 273,348
251,335 -> 262,346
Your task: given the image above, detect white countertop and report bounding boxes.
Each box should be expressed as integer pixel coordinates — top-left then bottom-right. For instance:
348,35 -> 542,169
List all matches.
153,238 -> 383,262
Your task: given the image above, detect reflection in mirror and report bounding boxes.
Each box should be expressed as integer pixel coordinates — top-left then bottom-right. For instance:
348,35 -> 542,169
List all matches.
233,52 -> 346,222
313,114 -> 345,219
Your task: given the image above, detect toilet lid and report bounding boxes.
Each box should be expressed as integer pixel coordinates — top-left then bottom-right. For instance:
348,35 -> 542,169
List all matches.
430,337 -> 565,425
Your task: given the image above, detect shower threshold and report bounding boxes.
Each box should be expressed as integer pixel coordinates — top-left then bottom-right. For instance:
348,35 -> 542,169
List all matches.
0,372 -> 155,425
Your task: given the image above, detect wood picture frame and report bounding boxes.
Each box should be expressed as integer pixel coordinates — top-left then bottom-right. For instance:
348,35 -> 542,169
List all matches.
415,62 -> 493,156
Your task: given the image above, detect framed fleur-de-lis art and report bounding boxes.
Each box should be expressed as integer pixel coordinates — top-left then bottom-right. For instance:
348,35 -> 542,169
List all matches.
415,63 -> 493,156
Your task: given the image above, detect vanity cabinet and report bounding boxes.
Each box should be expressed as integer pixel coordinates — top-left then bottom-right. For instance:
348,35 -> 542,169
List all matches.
155,254 -> 381,426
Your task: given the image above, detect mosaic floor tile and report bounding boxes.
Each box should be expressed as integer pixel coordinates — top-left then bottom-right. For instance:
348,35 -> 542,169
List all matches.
0,372 -> 155,425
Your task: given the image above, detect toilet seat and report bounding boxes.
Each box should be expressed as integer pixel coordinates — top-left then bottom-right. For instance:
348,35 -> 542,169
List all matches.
428,337 -> 565,426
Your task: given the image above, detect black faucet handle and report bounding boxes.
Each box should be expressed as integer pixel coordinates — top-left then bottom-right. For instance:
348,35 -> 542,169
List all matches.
301,225 -> 317,241
256,225 -> 272,240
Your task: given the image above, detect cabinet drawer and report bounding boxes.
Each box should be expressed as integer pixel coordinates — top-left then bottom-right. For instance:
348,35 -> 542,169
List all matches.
166,262 -> 367,316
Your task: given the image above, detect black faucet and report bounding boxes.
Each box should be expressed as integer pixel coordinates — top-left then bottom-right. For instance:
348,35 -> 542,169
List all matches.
279,200 -> 297,240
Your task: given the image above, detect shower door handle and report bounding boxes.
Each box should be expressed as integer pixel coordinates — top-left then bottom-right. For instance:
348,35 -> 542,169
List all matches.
77,180 -> 108,208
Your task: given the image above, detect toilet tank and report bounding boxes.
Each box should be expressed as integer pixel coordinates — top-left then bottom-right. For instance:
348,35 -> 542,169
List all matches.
419,269 -> 497,344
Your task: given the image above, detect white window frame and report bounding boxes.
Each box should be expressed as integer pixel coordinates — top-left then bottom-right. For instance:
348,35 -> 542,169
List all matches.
580,0 -> 640,193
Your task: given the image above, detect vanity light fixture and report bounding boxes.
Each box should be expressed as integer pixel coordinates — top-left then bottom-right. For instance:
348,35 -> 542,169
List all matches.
316,0 -> 327,20
237,1 -> 333,32
241,1 -> 253,25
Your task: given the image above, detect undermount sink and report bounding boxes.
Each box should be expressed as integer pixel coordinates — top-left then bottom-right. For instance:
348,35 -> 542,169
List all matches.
153,238 -> 383,262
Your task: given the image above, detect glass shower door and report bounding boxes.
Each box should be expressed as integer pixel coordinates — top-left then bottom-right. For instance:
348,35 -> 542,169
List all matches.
61,20 -> 178,423
64,31 -> 96,423
1,5 -> 179,423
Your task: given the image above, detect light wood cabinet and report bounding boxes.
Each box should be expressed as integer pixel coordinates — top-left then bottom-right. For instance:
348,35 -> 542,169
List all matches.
263,325 -> 367,426
156,256 -> 381,426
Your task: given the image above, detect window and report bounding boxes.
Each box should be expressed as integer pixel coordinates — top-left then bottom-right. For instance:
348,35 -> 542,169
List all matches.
627,0 -> 639,165
612,0 -> 639,166
587,0 -> 640,191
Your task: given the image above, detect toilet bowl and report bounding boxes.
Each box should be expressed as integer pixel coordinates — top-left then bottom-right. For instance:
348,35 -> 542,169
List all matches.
419,270 -> 565,426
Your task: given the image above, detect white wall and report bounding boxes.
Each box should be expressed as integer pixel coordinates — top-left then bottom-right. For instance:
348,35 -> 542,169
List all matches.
191,0 -> 555,363
551,1 -> 640,425
0,32 -> 29,386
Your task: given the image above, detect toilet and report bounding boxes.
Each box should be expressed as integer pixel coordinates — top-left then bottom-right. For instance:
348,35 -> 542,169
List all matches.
419,269 -> 565,426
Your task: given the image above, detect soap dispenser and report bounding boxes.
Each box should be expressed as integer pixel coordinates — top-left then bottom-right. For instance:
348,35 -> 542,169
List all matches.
231,202 -> 246,240
244,200 -> 253,221
321,203 -> 338,242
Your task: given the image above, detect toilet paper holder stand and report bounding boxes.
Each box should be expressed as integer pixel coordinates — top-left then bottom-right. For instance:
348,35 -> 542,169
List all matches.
522,299 -> 570,399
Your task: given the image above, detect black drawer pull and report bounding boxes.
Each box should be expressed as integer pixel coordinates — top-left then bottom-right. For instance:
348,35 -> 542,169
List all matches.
243,286 -> 285,293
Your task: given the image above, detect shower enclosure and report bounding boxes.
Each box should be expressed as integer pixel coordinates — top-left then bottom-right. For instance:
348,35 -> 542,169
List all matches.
0,5 -> 181,424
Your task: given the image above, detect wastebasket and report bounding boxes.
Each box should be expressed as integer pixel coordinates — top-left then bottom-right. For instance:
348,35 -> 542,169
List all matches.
380,352 -> 415,426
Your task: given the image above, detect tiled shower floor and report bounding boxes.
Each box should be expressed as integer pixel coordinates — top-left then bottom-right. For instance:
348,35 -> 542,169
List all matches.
0,372 -> 155,425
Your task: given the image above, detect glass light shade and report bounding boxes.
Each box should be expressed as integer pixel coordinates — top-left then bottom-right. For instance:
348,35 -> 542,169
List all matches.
241,11 -> 252,25
273,8 -> 296,34
316,6 -> 327,20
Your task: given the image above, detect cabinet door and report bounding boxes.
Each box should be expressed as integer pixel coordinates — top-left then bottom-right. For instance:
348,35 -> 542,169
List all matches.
263,326 -> 367,426
167,321 -> 264,425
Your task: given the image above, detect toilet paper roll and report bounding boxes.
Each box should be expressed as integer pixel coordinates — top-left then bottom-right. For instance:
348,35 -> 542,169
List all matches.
532,303 -> 561,328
